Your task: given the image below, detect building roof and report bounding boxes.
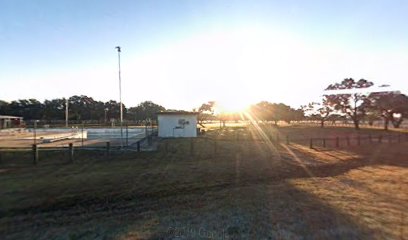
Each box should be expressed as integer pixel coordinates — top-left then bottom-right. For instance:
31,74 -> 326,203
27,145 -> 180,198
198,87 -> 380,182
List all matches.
0,115 -> 23,120
157,111 -> 199,116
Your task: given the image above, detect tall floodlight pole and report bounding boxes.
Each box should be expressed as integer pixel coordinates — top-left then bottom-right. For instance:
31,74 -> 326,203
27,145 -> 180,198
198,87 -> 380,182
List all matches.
115,46 -> 124,147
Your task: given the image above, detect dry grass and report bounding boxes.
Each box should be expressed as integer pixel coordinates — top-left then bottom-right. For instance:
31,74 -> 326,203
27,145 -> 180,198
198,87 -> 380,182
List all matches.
0,125 -> 407,239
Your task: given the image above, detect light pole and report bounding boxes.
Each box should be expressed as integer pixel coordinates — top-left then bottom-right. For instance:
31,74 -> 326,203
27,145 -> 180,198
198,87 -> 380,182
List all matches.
115,46 -> 124,147
33,120 -> 37,145
65,98 -> 69,128
104,108 -> 109,125
33,120 -> 39,145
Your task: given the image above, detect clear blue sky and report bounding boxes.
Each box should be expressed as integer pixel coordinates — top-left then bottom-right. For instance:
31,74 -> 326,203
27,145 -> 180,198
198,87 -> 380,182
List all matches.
1,0 -> 407,110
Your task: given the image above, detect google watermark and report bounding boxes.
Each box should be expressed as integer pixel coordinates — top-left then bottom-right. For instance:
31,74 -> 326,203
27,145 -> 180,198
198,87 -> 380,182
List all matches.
166,226 -> 232,239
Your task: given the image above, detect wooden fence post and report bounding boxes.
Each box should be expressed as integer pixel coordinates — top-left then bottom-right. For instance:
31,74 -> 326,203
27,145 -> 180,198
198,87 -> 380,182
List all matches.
148,135 -> 153,146
106,142 -> 111,156
137,141 -> 141,152
32,144 -> 38,165
126,124 -> 129,146
335,137 -> 339,148
69,143 -> 74,163
81,123 -> 84,147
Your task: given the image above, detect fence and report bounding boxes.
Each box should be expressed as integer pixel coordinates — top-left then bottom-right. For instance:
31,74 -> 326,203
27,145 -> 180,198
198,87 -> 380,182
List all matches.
0,125 -> 156,148
2,129 -> 407,165
157,132 -> 408,156
308,133 -> 408,149
0,130 -> 157,166
292,120 -> 408,129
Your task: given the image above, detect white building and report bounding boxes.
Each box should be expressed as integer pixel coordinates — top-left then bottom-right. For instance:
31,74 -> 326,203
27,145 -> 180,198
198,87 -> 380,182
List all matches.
157,111 -> 198,138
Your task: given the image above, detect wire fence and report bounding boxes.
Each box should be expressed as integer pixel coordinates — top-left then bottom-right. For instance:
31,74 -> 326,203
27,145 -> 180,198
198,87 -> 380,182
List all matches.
291,120 -> 408,129
0,130 -> 157,167
307,133 -> 408,149
0,124 -> 157,148
156,132 -> 408,157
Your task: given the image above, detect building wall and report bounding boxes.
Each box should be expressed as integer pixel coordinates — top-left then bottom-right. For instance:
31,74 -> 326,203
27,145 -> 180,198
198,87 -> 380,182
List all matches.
158,114 -> 197,138
0,116 -> 23,129
1,119 -> 13,129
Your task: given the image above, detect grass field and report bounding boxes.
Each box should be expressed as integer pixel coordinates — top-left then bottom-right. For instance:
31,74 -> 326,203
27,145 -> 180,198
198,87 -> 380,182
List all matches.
0,126 -> 407,239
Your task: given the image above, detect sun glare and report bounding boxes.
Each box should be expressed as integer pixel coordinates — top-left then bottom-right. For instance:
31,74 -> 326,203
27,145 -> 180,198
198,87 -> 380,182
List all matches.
215,99 -> 250,114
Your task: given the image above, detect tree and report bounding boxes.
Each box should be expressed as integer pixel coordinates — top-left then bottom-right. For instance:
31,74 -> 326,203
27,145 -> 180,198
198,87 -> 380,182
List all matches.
127,101 -> 165,123
197,101 -> 216,124
302,98 -> 335,128
277,103 -> 298,124
68,95 -> 94,120
43,98 -> 65,120
249,101 -> 274,123
325,78 -> 373,129
249,102 -> 302,125
5,99 -> 44,120
291,108 -> 305,122
0,100 -> 10,115
364,111 -> 381,126
66,95 -> 120,121
104,100 -> 122,122
366,92 -> 408,130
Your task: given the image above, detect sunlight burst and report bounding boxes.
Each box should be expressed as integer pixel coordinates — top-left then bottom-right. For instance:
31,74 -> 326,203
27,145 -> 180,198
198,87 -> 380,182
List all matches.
215,99 -> 250,114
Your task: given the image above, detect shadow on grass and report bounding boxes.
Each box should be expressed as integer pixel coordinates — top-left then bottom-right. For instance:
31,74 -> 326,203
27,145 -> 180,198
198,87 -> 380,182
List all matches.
2,178 -> 377,239
1,139 -> 406,239
140,181 -> 376,240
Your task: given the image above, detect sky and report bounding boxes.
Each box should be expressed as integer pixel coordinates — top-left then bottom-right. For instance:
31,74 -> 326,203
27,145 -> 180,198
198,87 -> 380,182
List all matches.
1,0 -> 407,111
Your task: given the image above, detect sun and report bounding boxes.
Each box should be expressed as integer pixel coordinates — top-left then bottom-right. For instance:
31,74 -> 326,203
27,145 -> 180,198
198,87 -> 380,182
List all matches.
215,99 -> 250,114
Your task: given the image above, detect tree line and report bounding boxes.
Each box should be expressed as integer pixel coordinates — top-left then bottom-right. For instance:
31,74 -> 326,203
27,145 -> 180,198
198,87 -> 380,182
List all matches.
1,78 -> 407,130
195,78 -> 408,130
195,101 -> 304,126
0,96 -> 165,124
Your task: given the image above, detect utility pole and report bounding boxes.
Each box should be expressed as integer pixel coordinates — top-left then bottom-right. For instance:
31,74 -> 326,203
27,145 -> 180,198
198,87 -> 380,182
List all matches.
33,120 -> 37,145
65,98 -> 69,128
115,46 -> 124,147
104,108 -> 108,124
